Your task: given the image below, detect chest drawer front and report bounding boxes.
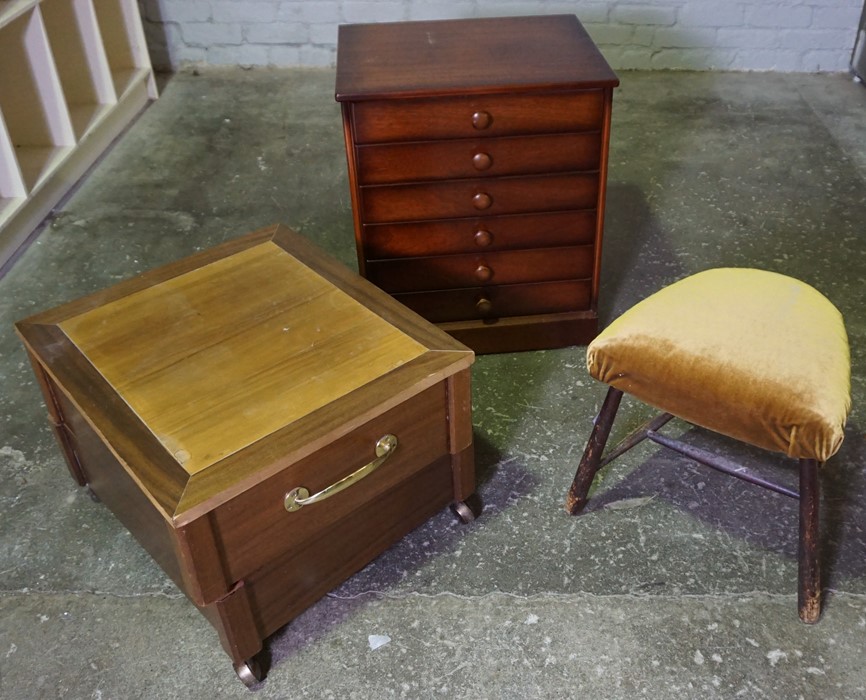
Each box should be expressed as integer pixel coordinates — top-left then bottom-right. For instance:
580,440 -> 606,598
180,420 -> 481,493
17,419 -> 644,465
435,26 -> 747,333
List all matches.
394,280 -> 592,323
243,453 -> 454,639
366,245 -> 594,293
209,383 -> 450,583
356,132 -> 602,185
351,91 -> 605,144
361,173 -> 599,224
364,210 -> 597,259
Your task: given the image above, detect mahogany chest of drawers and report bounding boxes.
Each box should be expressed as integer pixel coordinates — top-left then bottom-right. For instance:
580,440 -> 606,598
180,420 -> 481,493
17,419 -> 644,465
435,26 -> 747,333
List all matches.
336,14 -> 619,353
16,224 -> 476,685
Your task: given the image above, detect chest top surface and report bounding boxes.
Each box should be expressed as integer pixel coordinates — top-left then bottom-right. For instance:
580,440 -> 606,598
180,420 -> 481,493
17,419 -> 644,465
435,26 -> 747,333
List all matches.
58,241 -> 427,476
335,14 -> 619,101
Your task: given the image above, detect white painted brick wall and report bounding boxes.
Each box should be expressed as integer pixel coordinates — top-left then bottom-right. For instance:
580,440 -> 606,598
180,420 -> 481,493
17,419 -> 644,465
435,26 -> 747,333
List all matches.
139,0 -> 863,73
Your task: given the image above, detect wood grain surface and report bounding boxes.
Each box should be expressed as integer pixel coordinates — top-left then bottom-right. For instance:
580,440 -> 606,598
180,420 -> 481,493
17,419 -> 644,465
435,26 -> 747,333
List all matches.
58,241 -> 426,475
335,14 -> 619,100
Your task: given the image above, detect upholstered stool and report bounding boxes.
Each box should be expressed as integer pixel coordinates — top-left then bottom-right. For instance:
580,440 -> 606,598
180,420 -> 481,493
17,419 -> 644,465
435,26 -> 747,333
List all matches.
565,268 -> 851,623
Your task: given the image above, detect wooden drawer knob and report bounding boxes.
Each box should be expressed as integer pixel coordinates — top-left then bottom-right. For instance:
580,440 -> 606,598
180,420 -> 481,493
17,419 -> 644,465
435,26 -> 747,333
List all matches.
471,111 -> 492,129
474,229 -> 492,247
475,265 -> 492,282
472,192 -> 492,210
476,297 -> 493,315
472,152 -> 492,170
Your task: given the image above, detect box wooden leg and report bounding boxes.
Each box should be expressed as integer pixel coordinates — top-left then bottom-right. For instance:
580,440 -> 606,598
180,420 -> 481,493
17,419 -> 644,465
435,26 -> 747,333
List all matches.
450,443 -> 476,503
446,370 -> 475,500
25,351 -> 87,486
200,581 -> 264,684
450,444 -> 480,523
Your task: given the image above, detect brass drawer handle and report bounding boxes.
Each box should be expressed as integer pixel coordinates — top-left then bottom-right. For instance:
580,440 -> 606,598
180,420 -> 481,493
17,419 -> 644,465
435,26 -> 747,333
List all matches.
475,264 -> 492,282
284,434 -> 398,512
476,297 -> 493,315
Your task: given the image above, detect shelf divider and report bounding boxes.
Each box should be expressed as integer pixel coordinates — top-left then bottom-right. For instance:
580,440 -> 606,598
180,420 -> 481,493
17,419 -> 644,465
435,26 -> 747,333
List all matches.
41,0 -> 118,139
0,0 -> 156,272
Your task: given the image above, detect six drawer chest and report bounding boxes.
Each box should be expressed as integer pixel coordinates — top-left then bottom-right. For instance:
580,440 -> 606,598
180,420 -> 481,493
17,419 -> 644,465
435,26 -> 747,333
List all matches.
336,14 -> 619,353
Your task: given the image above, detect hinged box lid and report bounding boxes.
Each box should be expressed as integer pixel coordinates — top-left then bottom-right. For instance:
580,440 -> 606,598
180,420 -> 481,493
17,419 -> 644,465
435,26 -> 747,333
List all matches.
16,224 -> 474,524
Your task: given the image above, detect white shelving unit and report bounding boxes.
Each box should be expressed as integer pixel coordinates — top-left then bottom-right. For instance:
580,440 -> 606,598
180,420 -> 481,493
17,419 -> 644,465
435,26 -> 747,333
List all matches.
0,0 -> 156,270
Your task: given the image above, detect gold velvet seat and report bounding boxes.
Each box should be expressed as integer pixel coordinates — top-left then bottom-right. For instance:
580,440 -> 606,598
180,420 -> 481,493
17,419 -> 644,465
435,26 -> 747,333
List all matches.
565,268 -> 851,622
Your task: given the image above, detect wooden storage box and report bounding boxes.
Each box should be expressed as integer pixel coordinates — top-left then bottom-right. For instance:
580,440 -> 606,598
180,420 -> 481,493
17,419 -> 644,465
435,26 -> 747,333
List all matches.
336,14 -> 619,353
15,224 -> 477,685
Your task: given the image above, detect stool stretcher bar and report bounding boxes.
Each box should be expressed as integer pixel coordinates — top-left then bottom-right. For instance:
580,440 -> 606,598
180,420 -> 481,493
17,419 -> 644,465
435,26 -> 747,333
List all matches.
597,412 -> 675,469
645,430 -> 801,500
566,386 -> 824,624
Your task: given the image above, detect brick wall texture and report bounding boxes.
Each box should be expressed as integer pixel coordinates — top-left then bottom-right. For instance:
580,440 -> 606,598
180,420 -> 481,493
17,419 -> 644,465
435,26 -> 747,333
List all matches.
140,0 -> 863,73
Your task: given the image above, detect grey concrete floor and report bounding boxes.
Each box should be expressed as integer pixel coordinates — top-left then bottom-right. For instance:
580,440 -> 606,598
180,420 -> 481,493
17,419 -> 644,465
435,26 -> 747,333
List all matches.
1,68 -> 865,698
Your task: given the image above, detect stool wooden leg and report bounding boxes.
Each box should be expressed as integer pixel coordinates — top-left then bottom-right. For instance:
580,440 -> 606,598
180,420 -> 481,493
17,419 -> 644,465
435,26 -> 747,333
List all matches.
798,458 -> 821,623
566,387 -> 623,515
